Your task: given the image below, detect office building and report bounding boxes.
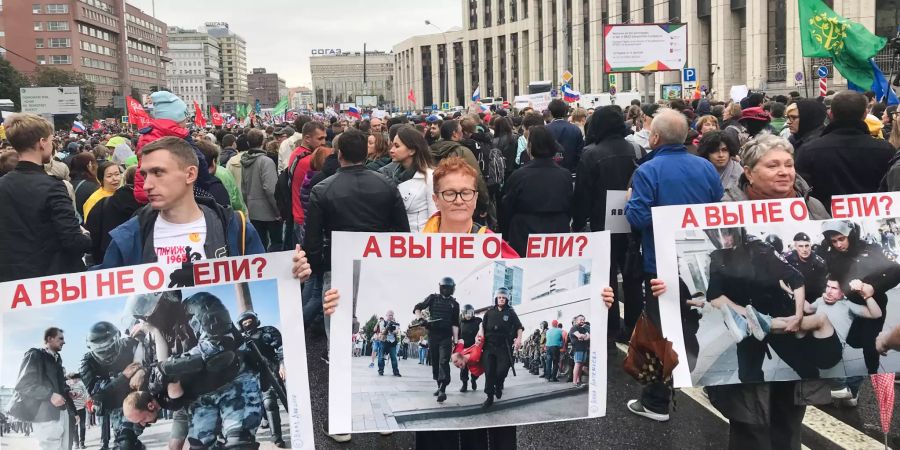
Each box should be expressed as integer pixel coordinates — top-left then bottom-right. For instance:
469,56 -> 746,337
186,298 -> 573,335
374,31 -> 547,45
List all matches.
203,22 -> 247,113
310,50 -> 394,109
247,67 -> 284,109
166,26 -> 221,111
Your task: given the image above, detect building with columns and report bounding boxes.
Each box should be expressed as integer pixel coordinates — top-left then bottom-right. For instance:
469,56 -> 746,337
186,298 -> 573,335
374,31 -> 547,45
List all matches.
392,0 -> 899,110
310,51 -> 394,109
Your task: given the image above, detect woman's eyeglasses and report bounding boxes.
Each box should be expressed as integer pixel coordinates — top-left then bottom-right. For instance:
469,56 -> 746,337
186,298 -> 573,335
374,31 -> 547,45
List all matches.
439,189 -> 477,202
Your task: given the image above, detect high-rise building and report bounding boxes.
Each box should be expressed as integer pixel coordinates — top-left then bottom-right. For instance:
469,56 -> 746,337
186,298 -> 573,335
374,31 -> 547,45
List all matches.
203,22 -> 247,114
393,0 -> 899,109
166,27 -> 221,112
310,50 -> 393,109
247,67 -> 282,109
0,0 -> 168,108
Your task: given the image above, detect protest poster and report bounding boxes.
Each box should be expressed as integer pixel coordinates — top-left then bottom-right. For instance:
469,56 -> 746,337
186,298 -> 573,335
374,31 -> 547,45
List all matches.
328,232 -> 610,433
654,193 -> 900,388
604,190 -> 632,234
0,252 -> 314,450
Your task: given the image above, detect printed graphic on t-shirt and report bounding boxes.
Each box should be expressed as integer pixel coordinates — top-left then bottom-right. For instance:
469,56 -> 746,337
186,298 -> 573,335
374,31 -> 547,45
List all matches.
154,216 -> 207,264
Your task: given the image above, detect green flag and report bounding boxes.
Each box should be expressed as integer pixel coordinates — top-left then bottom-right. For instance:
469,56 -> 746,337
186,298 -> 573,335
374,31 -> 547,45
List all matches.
272,97 -> 290,117
236,104 -> 246,120
798,0 -> 886,89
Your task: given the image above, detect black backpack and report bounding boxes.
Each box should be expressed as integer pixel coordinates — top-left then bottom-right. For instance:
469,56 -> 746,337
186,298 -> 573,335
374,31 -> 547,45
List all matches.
478,145 -> 506,188
275,150 -> 310,221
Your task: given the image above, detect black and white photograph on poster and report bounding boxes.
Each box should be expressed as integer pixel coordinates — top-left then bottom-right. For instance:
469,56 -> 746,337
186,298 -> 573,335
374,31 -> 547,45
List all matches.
653,193 -> 900,388
0,253 -> 315,449
328,232 -> 610,433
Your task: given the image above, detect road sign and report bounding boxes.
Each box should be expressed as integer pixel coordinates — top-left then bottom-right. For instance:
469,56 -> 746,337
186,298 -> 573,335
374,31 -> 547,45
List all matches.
794,72 -> 804,82
701,85 -> 708,92
816,66 -> 829,78
441,102 -> 450,110
550,88 -> 559,97
819,77 -> 827,97
610,86 -> 617,96
562,70 -> 573,83
20,87 -> 81,115
608,74 -> 617,86
431,103 -> 438,110
683,68 -> 697,83
121,116 -> 129,123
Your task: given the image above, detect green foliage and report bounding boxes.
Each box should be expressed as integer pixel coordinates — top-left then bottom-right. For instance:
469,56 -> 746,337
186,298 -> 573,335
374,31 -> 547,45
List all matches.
0,58 -> 28,110
363,314 -> 378,340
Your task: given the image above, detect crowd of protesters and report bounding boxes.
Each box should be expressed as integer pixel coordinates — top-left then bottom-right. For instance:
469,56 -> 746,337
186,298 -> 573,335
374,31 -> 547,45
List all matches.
1,85 -> 899,450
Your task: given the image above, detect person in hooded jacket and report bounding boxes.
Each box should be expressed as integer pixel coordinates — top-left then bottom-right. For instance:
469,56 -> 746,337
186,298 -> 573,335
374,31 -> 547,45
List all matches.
500,125 -> 572,256
133,91 -> 219,206
240,129 -> 281,251
573,105 -> 644,337
785,99 -> 827,160
797,91 -> 895,213
85,166 -> 141,265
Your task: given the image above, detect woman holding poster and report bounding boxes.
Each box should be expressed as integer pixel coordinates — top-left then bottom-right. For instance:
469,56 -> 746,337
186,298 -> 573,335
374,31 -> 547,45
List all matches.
654,133 -> 831,450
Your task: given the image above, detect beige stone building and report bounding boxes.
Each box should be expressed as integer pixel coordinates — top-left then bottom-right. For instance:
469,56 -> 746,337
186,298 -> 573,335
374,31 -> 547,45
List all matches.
310,51 -> 394,109
392,0 -> 899,110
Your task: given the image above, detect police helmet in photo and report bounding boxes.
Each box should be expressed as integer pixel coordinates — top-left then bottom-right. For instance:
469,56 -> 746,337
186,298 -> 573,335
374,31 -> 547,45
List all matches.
764,234 -> 784,253
87,321 -> 123,365
462,304 -> 475,319
494,286 -> 511,306
237,310 -> 260,332
439,277 -> 456,297
704,227 -> 746,250
183,292 -> 233,338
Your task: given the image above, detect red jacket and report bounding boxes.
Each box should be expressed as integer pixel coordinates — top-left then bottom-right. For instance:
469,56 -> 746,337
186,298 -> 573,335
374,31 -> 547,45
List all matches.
287,146 -> 314,224
133,119 -> 190,204
454,340 -> 484,377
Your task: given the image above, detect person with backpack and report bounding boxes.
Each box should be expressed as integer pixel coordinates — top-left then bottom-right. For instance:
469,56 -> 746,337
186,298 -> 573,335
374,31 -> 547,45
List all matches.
492,117 -> 519,180
70,152 -> 100,221
278,121 -> 326,249
241,129 -> 281,251
723,106 -> 771,150
546,99 -> 585,172
499,125 -> 572,256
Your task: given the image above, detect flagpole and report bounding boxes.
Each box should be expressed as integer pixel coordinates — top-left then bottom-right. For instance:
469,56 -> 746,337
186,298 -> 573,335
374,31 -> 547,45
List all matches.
802,58 -> 811,99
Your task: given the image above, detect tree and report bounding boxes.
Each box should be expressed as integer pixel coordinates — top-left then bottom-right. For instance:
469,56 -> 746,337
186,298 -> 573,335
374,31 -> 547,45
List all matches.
29,67 -> 97,120
0,58 -> 28,110
130,87 -> 141,101
363,314 -> 378,340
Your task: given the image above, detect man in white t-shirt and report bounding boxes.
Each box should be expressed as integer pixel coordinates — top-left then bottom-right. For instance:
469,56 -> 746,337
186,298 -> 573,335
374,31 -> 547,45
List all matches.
95,136 -> 328,448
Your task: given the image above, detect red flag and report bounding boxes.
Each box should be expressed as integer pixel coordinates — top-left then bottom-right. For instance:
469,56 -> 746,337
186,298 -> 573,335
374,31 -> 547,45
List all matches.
92,119 -> 102,131
210,106 -> 223,127
193,101 -> 207,128
125,96 -> 151,129
407,88 -> 416,104
871,373 -> 895,445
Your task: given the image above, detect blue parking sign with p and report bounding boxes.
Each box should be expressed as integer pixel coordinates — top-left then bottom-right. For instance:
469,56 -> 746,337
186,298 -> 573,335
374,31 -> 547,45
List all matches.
683,68 -> 697,83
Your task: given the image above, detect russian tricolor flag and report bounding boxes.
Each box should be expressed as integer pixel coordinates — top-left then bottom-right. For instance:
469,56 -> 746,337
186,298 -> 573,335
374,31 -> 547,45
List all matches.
471,86 -> 480,102
562,84 -> 580,103
347,106 -> 362,119
71,121 -> 86,133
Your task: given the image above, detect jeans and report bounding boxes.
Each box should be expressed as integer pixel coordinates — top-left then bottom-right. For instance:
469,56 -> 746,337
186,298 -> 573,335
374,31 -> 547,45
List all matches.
419,347 -> 427,364
293,222 -> 306,250
379,342 -> 400,374
73,408 -> 86,446
545,346 -> 561,380
302,273 -> 325,332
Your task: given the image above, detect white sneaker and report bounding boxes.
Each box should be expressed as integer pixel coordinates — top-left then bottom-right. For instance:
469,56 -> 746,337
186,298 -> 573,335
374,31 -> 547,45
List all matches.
329,433 -> 352,443
721,305 -> 751,343
626,399 -> 669,422
379,431 -> 394,436
830,387 -> 852,400
845,392 -> 859,407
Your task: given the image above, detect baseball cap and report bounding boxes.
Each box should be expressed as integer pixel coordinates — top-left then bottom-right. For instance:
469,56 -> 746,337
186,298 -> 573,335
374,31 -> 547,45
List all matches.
821,220 -> 853,237
425,115 -> 441,123
274,126 -> 295,137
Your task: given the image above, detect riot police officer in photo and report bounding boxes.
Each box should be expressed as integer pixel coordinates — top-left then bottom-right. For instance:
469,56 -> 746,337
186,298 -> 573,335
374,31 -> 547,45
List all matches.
458,304 -> 483,392
786,232 -> 828,301
478,287 -> 524,409
79,321 -> 146,450
413,277 -> 461,403
238,310 -> 287,448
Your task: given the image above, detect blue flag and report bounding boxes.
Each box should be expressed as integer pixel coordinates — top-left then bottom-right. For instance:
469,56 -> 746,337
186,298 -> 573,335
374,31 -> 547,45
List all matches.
847,59 -> 899,106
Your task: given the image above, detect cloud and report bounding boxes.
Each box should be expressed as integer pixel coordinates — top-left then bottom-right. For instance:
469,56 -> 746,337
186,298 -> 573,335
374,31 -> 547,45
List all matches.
135,0 -> 463,86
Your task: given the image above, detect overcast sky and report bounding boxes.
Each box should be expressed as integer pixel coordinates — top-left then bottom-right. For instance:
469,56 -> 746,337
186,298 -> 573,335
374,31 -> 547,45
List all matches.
132,0 -> 463,87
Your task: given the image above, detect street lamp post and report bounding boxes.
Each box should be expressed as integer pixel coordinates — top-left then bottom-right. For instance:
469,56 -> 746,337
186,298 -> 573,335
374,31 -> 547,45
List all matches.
426,20 -> 448,109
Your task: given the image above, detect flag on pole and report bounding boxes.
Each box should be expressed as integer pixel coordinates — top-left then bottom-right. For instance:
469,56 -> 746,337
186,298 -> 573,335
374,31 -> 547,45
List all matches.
799,0 -> 888,91
272,97 -> 290,117
407,88 -> 416,104
210,106 -> 224,126
562,84 -> 581,102
347,106 -> 362,120
848,59 -> 900,106
193,101 -> 207,128
92,119 -> 102,131
125,96 -> 151,129
226,115 -> 237,126
71,121 -> 86,133
471,86 -> 481,102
